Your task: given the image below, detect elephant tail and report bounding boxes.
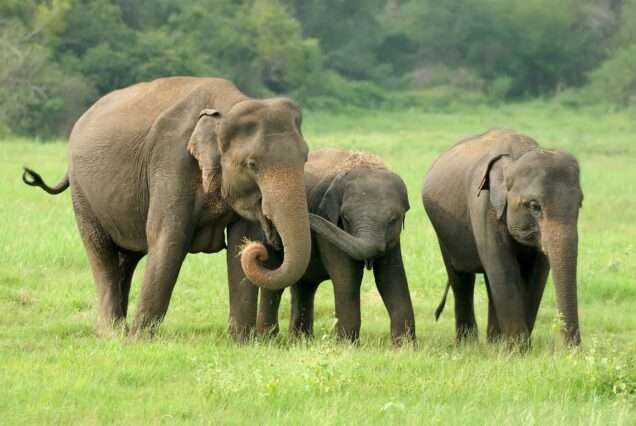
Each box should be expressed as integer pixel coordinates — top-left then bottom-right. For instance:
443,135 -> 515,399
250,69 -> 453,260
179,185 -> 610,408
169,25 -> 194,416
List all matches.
434,281 -> 450,321
22,167 -> 69,195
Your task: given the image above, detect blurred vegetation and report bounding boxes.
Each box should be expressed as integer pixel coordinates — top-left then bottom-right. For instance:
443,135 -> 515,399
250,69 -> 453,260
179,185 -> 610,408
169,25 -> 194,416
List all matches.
2,0 -> 636,137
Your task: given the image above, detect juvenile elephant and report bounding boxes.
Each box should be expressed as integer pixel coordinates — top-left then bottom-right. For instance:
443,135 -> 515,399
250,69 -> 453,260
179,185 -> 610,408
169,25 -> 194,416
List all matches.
227,149 -> 416,344
23,77 -> 312,336
422,129 -> 583,347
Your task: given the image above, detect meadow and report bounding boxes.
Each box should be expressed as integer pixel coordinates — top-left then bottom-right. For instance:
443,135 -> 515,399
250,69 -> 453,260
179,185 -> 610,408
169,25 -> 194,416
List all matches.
1,102 -> 635,425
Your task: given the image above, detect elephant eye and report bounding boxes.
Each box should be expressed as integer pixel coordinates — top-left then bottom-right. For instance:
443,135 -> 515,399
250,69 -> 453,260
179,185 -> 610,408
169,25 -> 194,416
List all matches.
388,215 -> 399,226
245,159 -> 258,171
525,200 -> 542,214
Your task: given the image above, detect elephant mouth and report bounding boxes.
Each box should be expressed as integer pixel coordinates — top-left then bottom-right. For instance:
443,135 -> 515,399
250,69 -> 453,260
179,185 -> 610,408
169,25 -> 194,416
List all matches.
258,211 -> 281,250
514,229 -> 539,246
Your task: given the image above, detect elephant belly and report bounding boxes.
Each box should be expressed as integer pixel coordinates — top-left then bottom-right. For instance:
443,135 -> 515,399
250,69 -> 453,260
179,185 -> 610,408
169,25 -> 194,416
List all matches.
190,224 -> 226,253
427,208 -> 484,274
445,240 -> 484,273
189,211 -> 236,254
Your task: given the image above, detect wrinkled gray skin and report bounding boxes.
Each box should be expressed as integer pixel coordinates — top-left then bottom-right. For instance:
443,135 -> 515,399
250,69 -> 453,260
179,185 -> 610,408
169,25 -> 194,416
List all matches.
23,77 -> 311,336
422,129 -> 583,347
227,149 -> 415,344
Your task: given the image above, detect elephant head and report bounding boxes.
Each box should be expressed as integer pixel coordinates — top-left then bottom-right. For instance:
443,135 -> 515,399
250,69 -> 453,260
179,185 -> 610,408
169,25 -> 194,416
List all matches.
479,149 -> 583,345
308,167 -> 410,268
187,97 -> 310,290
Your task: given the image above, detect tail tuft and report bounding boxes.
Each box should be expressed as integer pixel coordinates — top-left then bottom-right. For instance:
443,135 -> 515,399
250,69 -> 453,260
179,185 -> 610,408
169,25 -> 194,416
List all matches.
22,167 -> 43,187
22,167 -> 69,194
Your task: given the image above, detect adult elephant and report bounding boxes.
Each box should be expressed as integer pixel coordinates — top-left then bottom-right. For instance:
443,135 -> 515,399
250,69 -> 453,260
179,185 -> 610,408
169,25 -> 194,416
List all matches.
422,129 -> 583,347
227,149 -> 415,344
23,77 -> 311,336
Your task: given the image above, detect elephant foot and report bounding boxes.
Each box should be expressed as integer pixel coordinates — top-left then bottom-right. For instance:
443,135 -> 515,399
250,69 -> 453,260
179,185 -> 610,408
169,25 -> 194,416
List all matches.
487,332 -> 531,352
335,327 -> 360,344
455,324 -> 478,344
392,334 -> 417,348
95,317 -> 128,339
127,316 -> 164,340
256,322 -> 280,338
228,320 -> 257,343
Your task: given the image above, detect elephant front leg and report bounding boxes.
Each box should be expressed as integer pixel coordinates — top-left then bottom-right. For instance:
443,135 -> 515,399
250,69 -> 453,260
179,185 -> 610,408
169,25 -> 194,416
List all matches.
226,221 -> 261,341
483,264 -> 529,345
524,253 -> 549,334
474,214 -> 530,345
485,275 -> 502,342
130,230 -> 189,336
317,238 -> 364,342
333,279 -> 362,342
373,243 -> 416,345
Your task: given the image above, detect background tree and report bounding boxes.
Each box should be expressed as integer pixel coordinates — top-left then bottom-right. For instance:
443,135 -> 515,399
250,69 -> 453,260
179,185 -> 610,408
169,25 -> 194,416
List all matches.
1,0 -> 635,138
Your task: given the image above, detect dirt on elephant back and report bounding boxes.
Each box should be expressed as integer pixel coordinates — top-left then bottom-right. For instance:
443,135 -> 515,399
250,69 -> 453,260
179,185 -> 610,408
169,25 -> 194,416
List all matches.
337,151 -> 385,171
307,149 -> 386,176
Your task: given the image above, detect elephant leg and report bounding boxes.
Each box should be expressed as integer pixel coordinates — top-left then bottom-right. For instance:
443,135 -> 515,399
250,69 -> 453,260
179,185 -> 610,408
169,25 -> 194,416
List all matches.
73,191 -> 129,335
130,203 -> 192,335
484,275 -> 502,342
333,278 -> 362,342
257,288 -> 284,336
131,237 -> 188,334
118,249 -> 143,318
317,237 -> 364,342
482,259 -> 528,344
473,203 -> 529,345
373,243 -> 416,345
439,244 -> 476,342
289,280 -> 320,338
226,220 -> 261,341
524,253 -> 550,333
450,271 -> 477,342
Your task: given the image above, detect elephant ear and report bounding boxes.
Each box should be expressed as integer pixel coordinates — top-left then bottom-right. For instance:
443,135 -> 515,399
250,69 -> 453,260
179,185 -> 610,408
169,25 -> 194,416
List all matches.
187,109 -> 222,192
401,187 -> 410,229
315,172 -> 346,224
477,154 -> 511,221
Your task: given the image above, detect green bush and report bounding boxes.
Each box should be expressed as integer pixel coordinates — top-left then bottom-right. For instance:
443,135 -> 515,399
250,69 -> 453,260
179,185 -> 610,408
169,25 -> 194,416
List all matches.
0,21 -> 96,138
586,43 -> 636,108
487,76 -> 514,103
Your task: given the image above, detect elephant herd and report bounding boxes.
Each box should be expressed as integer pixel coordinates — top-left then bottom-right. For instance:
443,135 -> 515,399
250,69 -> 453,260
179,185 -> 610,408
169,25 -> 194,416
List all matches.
23,77 -> 583,348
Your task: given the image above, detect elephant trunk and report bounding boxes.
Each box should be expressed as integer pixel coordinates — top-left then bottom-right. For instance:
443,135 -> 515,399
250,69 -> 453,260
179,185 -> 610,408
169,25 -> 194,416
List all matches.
309,214 -> 384,261
543,222 -> 581,346
240,167 -> 311,290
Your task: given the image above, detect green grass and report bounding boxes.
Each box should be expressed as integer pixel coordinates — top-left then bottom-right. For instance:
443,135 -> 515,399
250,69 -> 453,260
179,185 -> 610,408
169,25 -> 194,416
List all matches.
1,102 -> 635,425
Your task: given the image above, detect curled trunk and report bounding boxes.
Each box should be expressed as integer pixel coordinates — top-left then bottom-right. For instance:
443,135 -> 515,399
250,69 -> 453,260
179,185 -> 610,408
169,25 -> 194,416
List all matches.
309,214 -> 383,261
240,168 -> 311,290
544,223 -> 581,346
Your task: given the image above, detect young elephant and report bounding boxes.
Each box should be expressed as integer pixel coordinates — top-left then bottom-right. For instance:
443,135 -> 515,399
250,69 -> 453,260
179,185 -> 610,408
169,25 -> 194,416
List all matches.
227,149 -> 416,344
422,129 -> 583,346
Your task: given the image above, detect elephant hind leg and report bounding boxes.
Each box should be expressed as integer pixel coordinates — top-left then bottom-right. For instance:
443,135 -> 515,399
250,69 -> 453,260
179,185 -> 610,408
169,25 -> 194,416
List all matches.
72,189 -> 134,336
76,216 -> 128,336
449,271 -> 477,342
440,246 -> 477,342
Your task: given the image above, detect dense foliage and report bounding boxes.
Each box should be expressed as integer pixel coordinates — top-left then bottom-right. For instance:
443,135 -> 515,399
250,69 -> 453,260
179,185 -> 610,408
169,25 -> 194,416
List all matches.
2,0 -> 636,137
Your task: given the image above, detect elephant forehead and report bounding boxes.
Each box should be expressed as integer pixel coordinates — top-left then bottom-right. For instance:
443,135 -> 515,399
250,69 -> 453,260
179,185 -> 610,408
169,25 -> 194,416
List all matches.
226,100 -> 295,124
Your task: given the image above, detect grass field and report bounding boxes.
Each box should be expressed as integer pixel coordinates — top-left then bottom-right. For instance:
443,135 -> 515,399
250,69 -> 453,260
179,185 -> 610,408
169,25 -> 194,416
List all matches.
1,102 -> 635,425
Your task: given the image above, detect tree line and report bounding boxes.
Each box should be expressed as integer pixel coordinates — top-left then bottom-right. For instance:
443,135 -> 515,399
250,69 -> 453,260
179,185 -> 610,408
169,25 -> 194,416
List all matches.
2,0 -> 635,138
